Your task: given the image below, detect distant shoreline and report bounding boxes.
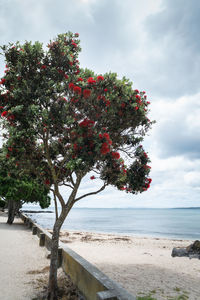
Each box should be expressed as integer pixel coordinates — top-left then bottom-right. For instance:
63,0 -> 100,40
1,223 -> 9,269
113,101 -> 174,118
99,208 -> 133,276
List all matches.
22,206 -> 200,210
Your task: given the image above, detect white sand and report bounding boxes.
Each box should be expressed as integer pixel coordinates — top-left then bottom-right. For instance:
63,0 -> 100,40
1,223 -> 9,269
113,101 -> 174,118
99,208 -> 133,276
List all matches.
59,230 -> 200,300
0,213 -> 49,300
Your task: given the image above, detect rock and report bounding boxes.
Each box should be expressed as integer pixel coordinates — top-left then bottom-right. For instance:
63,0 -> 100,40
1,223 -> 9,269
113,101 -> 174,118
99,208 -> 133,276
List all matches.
171,247 -> 188,257
187,240 -> 200,253
172,240 -> 200,259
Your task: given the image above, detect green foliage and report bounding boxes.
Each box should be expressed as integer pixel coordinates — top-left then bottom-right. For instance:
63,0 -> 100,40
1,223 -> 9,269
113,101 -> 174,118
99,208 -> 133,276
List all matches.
0,198 -> 5,208
0,149 -> 50,208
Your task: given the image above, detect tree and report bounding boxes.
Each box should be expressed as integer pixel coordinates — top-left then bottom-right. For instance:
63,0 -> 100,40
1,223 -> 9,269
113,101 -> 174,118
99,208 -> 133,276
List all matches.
0,32 -> 154,299
0,147 -> 51,224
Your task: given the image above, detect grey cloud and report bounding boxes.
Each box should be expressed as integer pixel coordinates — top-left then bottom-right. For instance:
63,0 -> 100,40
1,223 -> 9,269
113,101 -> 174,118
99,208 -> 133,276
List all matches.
143,0 -> 200,97
0,0 -> 139,73
157,120 -> 200,158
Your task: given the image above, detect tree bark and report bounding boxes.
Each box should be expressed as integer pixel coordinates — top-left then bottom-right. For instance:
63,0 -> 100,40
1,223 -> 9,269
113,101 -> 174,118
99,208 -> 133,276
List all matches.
7,200 -> 22,224
47,210 -> 68,300
47,173 -> 82,299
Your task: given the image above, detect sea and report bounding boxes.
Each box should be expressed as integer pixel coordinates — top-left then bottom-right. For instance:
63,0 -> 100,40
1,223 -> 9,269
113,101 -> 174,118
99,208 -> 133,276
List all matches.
21,206 -> 200,240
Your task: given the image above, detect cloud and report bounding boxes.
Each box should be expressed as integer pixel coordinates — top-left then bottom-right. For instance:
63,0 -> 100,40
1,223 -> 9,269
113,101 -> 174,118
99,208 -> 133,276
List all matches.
1,0 -> 200,208
143,0 -> 200,97
148,93 -> 200,159
184,171 -> 200,188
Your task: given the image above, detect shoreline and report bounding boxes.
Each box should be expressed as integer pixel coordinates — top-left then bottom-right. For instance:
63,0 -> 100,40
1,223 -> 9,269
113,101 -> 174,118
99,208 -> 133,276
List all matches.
57,228 -> 194,242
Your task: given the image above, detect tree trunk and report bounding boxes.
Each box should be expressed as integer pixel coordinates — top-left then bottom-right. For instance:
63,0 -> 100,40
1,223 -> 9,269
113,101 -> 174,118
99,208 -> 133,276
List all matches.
47,174 -> 82,299
7,200 -> 22,224
47,211 -> 67,300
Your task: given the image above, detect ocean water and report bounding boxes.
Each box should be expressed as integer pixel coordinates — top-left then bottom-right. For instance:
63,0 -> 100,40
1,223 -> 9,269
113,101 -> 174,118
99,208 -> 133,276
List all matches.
22,206 -> 200,240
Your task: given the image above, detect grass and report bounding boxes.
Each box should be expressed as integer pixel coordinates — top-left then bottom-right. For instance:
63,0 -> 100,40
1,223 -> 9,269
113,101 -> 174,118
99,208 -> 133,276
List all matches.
137,296 -> 157,300
137,289 -> 189,300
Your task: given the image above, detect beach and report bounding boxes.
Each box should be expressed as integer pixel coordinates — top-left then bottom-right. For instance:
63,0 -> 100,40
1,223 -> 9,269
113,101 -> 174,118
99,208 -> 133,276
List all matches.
57,230 -> 200,300
1,210 -> 200,300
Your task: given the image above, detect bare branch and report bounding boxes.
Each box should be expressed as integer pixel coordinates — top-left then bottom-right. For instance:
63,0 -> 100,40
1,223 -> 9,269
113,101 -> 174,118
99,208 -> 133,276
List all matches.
59,182 -> 73,189
74,183 -> 107,202
70,173 -> 75,187
91,169 -> 100,175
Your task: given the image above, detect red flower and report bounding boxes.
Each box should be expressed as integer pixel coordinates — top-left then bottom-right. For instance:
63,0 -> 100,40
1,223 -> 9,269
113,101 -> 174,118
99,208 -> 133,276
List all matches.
97,95 -> 102,100
99,134 -> 103,139
135,106 -> 139,110
79,118 -> 95,128
73,143 -> 78,151
73,86 -> 82,95
106,100 -> 110,107
1,111 -> 8,117
8,147 -> 13,152
147,101 -> 150,104
0,78 -> 6,84
77,77 -> 83,82
83,89 -> 91,99
104,88 -> 108,92
69,82 -> 75,90
87,77 -> 96,84
41,65 -> 47,69
71,97 -> 79,103
134,89 -> 139,93
7,114 -> 15,121
120,187 -> 126,190
97,75 -> 104,81
121,103 -> 126,108
0,106 -> 4,109
103,133 -> 110,140
45,179 -> 50,185
144,152 -> 148,158
64,74 -> 69,79
100,142 -> 110,155
111,152 -> 120,159
6,154 -> 10,159
75,33 -> 79,37
90,176 -> 95,180
71,42 -> 77,48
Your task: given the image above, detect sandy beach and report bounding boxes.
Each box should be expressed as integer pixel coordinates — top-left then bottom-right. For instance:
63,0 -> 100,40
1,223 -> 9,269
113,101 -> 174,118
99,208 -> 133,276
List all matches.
57,230 -> 200,300
1,210 -> 200,300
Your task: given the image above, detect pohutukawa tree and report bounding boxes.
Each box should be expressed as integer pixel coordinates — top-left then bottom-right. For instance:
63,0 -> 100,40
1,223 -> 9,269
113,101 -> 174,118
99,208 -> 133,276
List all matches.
0,32 -> 154,299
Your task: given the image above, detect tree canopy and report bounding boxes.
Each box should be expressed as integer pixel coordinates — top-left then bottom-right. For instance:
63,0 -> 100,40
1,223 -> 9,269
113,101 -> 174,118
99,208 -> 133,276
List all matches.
0,31 -> 154,299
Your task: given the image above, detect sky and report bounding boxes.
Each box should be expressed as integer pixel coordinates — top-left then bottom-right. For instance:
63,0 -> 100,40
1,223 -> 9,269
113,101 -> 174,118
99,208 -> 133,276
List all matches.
0,0 -> 200,208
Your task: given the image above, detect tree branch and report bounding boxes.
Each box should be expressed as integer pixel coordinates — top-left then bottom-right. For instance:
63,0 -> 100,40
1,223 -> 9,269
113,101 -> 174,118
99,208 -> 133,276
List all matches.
74,183 -> 107,202
69,173 -> 75,187
59,182 -> 73,189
